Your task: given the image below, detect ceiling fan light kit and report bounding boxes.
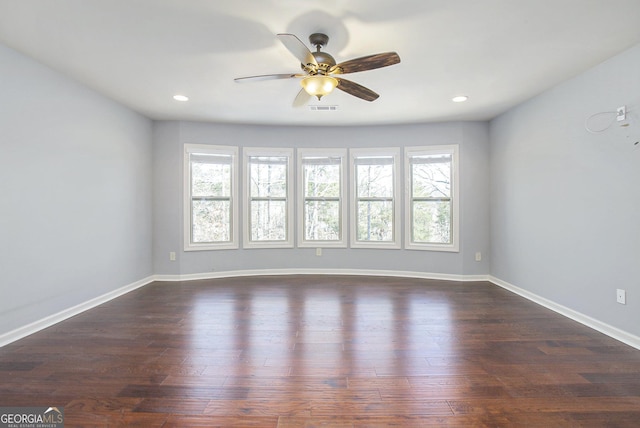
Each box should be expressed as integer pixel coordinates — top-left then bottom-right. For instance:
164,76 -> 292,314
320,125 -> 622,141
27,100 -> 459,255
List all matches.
234,32 -> 400,106
301,75 -> 338,100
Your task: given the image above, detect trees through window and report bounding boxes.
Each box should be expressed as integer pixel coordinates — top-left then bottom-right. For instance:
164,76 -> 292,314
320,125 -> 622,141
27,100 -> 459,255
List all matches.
298,149 -> 347,247
350,148 -> 401,249
184,145 -> 459,252
184,144 -> 238,250
244,148 -> 294,248
405,145 -> 459,251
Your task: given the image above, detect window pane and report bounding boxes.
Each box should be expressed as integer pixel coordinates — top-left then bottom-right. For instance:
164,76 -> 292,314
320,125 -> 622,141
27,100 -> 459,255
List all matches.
356,163 -> 393,197
250,157 -> 287,197
192,200 -> 231,243
251,200 -> 287,241
192,162 -> 231,197
304,200 -> 340,241
304,163 -> 340,198
411,155 -> 451,198
357,200 -> 394,241
412,200 -> 451,244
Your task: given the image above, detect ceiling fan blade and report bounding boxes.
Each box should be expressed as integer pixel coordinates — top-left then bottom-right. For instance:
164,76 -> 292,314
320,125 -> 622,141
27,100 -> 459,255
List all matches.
234,73 -> 302,83
330,52 -> 401,74
277,33 -> 317,67
293,88 -> 311,108
336,78 -> 379,102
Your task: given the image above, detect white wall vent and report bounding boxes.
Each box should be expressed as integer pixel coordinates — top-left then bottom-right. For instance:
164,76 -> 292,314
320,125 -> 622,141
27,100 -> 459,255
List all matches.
309,105 -> 338,111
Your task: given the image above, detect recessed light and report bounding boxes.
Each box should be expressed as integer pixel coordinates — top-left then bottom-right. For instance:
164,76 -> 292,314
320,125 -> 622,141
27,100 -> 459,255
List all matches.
173,95 -> 189,102
452,95 -> 468,103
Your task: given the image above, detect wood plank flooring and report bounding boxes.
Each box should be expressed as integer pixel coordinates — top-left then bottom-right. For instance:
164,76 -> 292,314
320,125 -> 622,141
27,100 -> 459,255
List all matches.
1,275 -> 639,427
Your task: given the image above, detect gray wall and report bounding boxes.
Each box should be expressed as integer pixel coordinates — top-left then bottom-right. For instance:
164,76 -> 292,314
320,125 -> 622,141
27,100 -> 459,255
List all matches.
490,44 -> 640,336
0,43 -> 153,336
152,120 -> 491,277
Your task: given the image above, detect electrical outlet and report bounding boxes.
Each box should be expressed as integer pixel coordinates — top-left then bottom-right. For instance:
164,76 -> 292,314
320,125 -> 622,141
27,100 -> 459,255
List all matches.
169,251 -> 176,261
475,252 -> 482,262
316,248 -> 322,256
616,289 -> 626,305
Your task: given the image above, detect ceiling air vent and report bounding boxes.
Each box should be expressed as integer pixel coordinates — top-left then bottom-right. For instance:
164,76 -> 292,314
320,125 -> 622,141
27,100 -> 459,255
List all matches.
309,105 -> 338,111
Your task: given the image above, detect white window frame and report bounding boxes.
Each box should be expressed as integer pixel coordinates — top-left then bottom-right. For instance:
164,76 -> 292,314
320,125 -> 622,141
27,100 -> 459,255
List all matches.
297,148 -> 347,248
349,147 -> 401,249
183,144 -> 238,251
404,145 -> 459,252
243,147 -> 294,249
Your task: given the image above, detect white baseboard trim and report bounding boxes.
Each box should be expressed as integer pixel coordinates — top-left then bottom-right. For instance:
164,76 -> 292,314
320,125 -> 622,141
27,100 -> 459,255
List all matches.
489,275 -> 640,350
9,271 -> 636,352
152,268 -> 490,283
0,269 -> 487,347
0,275 -> 155,348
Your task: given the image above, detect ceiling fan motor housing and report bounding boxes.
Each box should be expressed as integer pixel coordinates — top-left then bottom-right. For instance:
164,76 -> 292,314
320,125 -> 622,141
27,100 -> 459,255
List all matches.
304,33 -> 336,75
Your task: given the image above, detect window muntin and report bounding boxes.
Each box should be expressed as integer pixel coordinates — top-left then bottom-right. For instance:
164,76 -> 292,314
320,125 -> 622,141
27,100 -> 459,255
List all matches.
350,149 -> 401,249
244,148 -> 294,248
298,149 -> 347,247
184,145 -> 238,251
405,145 -> 459,252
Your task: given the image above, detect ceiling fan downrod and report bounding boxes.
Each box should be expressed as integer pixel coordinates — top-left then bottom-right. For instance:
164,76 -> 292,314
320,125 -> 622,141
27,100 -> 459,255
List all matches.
309,33 -> 329,50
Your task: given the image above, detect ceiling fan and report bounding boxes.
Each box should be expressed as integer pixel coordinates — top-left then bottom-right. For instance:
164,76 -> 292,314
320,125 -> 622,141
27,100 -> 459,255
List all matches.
234,33 -> 401,106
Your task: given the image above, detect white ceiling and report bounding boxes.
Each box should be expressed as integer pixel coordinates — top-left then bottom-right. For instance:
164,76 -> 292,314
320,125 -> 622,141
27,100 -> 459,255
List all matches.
2,0 -> 640,126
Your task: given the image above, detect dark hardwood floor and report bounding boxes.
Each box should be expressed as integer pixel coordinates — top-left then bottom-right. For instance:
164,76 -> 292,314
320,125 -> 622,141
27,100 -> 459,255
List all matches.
1,275 -> 639,427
